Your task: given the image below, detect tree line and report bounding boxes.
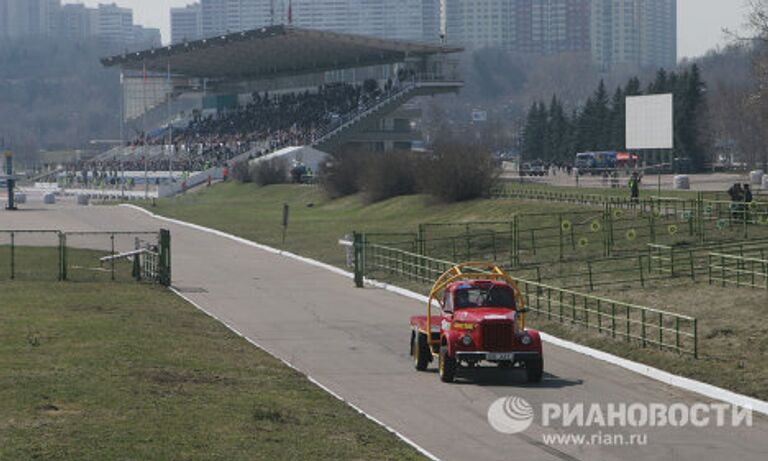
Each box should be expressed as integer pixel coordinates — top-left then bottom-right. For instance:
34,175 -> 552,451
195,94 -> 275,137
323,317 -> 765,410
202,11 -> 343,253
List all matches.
522,65 -> 709,171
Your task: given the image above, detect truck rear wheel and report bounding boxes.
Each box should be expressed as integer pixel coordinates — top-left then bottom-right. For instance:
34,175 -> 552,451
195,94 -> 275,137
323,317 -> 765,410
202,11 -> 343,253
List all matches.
439,346 -> 456,383
526,357 -> 544,383
411,332 -> 430,371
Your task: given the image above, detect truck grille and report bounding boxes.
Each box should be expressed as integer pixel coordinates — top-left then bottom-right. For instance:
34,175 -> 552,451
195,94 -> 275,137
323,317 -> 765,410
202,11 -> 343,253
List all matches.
482,323 -> 514,351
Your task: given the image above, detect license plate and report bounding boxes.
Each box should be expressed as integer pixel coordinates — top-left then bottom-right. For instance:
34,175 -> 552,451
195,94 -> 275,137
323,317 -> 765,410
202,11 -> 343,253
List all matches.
487,352 -> 515,361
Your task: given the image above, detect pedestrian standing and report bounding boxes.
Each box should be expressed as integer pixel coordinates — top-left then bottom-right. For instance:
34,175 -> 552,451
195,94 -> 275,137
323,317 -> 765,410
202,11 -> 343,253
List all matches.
629,173 -> 640,203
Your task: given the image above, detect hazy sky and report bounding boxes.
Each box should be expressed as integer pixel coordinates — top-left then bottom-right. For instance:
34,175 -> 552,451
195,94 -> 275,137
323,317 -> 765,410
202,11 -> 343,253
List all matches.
64,0 -> 750,59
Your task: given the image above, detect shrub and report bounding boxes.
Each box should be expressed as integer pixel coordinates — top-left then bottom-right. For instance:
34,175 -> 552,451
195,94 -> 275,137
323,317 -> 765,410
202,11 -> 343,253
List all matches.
319,148 -> 369,198
361,150 -> 421,203
231,160 -> 252,183
422,142 -> 499,202
251,158 -> 289,186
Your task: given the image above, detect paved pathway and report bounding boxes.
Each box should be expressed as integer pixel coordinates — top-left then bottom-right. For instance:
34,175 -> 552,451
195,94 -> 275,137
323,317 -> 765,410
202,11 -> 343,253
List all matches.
3,202 -> 767,461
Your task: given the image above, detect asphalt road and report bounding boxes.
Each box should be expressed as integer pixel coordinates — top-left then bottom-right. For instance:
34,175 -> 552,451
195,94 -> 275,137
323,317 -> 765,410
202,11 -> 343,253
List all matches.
3,201 -> 767,461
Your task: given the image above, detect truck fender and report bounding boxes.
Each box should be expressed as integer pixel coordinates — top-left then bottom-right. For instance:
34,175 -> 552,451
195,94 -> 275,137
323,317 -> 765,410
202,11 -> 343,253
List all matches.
441,330 -> 457,356
526,329 -> 544,355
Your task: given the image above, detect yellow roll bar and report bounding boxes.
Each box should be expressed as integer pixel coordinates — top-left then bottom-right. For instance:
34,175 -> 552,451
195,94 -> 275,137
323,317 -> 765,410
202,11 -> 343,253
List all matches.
426,262 -> 526,348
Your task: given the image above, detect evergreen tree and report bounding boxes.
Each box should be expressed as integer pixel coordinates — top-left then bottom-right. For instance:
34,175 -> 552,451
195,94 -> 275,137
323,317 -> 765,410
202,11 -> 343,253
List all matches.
624,77 -> 642,97
522,101 -> 548,159
575,97 -> 596,152
526,65 -> 709,169
547,95 -> 569,161
678,64 -> 709,170
593,80 -> 611,148
610,86 -> 626,150
648,68 -> 669,93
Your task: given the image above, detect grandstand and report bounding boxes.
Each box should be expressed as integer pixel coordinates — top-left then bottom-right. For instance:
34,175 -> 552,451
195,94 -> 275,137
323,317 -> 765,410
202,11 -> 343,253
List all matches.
39,25 -> 461,198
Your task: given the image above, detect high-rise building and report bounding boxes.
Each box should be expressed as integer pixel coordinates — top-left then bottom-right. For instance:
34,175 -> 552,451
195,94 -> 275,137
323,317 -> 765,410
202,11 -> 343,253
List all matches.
445,0 -> 514,50
200,0 -> 439,43
58,4 -> 92,41
445,0 -> 590,54
171,3 -> 203,43
0,0 -> 60,39
201,0 -> 284,38
514,0 -> 590,55
591,0 -> 677,71
91,3 -> 134,47
133,25 -> 162,48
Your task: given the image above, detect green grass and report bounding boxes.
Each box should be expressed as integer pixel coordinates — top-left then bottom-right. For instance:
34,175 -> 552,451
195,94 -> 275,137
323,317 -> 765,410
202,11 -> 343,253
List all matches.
146,183 -> 768,400
149,183 -> 577,267
0,281 -> 426,460
0,246 -> 137,283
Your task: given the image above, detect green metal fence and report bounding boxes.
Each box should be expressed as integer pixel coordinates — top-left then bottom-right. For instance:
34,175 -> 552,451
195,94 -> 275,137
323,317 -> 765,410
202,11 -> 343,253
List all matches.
708,252 -> 768,290
516,278 -> 697,357
372,204 -> 768,271
365,242 -> 455,285
646,240 -> 768,281
0,229 -> 171,285
355,239 -> 698,357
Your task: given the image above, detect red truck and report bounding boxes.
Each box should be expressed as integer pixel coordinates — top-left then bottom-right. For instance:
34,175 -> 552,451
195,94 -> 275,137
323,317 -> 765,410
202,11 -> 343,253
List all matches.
409,263 -> 543,383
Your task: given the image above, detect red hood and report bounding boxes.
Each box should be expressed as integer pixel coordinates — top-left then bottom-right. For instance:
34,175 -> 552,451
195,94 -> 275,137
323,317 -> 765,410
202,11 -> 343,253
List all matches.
453,308 -> 516,323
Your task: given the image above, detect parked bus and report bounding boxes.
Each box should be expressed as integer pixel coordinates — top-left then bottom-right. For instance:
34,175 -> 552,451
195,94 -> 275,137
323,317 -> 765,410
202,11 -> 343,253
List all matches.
575,151 -> 639,175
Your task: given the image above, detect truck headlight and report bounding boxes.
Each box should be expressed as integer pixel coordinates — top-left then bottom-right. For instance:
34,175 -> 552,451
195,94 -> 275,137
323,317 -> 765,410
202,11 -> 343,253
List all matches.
519,334 -> 532,345
461,335 -> 473,346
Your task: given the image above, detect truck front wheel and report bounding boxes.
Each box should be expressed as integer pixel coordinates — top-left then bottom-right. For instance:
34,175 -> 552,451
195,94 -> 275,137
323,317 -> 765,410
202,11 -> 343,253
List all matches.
526,357 -> 544,383
412,332 -> 430,371
439,346 -> 457,383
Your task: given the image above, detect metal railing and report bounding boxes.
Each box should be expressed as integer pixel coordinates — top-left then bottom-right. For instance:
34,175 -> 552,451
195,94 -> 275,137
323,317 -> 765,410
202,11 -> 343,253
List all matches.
708,252 -> 768,290
311,82 -> 418,146
365,242 -> 455,285
402,204 -> 768,268
353,237 -> 698,357
0,229 -> 171,285
516,278 -> 697,357
647,240 -> 768,280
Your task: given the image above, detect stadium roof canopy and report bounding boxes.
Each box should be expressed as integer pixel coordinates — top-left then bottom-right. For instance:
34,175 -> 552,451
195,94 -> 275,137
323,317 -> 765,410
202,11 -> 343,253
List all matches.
102,25 -> 462,80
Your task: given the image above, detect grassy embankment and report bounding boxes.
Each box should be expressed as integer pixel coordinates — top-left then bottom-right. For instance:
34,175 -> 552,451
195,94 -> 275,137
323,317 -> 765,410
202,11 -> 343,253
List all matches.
146,183 -> 768,400
0,281 -> 427,460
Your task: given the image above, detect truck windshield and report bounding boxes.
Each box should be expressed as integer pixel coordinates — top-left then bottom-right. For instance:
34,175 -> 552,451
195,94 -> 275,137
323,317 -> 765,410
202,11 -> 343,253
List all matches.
454,287 -> 516,309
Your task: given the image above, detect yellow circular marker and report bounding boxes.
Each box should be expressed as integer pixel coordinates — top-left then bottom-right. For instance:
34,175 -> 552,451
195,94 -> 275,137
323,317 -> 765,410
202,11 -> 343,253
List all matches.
749,201 -> 758,210
613,209 -> 624,219
668,224 -> 679,236
591,220 -> 602,232
626,229 -> 637,241
561,220 -> 572,232
578,237 -> 589,248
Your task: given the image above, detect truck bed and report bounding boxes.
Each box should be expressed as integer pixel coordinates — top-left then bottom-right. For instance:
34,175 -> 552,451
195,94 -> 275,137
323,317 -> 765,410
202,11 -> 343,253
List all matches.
410,315 -> 441,334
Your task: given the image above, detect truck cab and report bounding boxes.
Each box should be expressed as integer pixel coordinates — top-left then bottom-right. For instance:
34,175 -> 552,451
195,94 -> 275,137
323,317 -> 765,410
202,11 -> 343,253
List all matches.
410,264 -> 544,383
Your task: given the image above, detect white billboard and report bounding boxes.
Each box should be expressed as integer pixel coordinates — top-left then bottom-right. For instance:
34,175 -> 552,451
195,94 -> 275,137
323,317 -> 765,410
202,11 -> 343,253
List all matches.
626,94 -> 674,150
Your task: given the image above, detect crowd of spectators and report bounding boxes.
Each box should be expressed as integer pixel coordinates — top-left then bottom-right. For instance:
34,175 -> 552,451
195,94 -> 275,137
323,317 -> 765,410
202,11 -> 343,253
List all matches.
124,80 -> 390,164
53,78 -> 410,189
